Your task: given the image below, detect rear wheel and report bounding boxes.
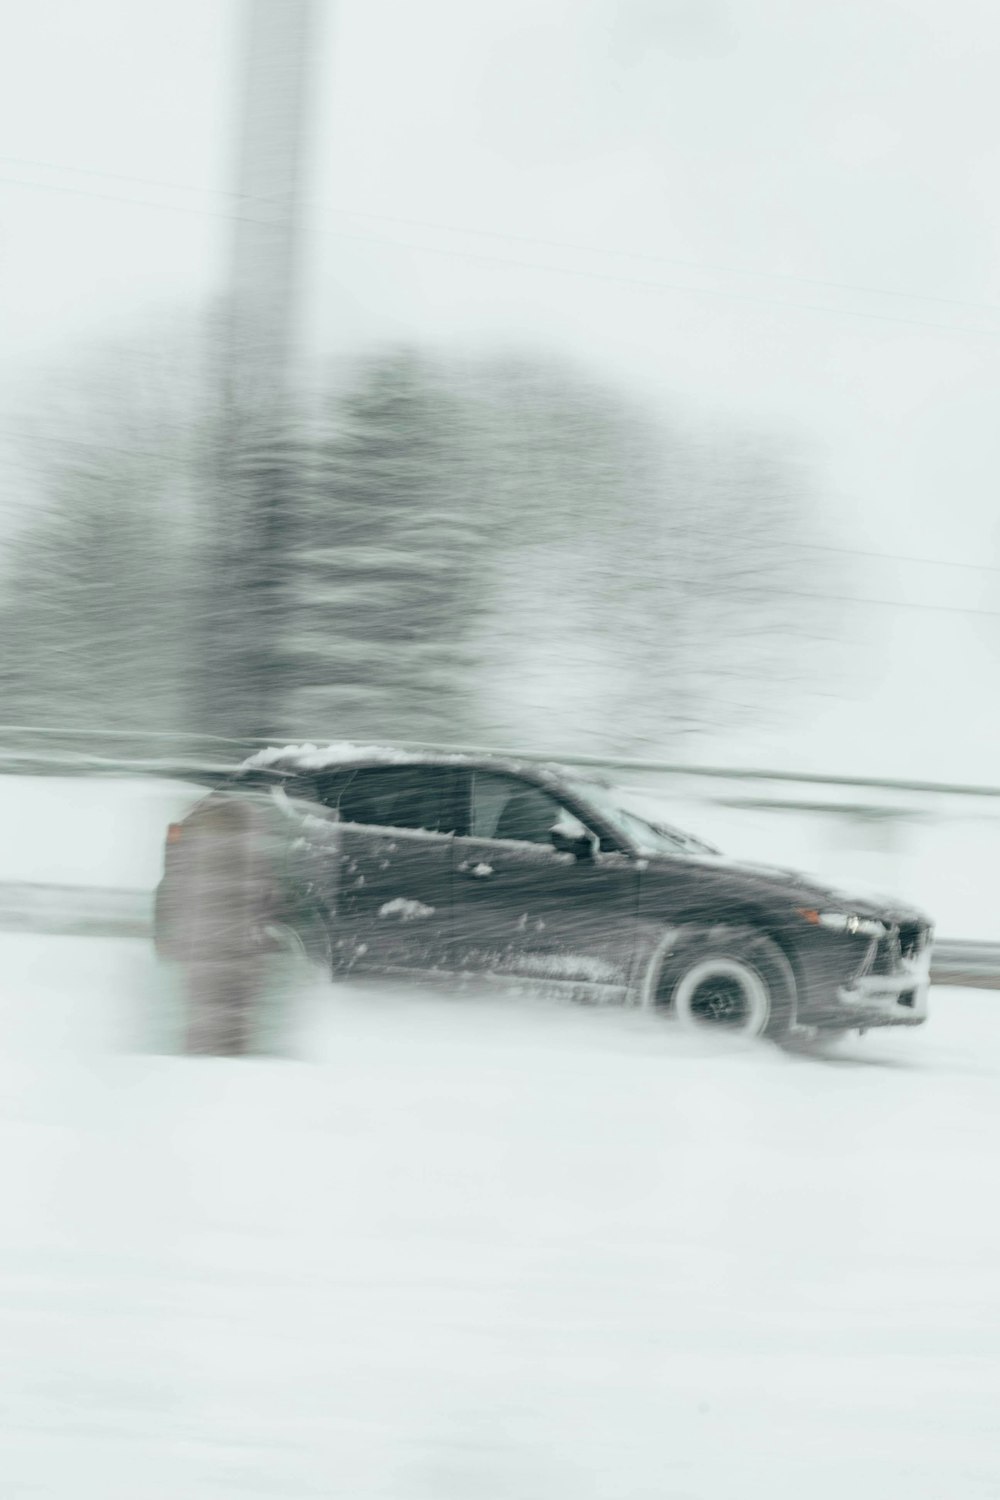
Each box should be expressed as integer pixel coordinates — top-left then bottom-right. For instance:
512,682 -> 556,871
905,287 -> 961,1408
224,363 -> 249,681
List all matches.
650,928 -> 796,1041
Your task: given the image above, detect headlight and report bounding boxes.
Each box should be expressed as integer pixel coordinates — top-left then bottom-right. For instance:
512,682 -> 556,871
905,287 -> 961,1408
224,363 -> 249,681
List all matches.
796,909 -> 887,938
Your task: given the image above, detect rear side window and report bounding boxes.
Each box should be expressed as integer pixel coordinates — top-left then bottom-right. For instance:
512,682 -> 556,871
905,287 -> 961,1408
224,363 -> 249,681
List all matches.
335,766 -> 458,834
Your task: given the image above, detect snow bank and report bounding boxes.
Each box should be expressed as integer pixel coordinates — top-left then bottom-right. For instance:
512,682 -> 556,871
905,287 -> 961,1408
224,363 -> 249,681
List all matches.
0,934 -> 998,1498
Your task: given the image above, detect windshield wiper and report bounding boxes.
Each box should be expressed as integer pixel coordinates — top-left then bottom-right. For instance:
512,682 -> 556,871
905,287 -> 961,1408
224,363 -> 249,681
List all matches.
647,820 -> 719,856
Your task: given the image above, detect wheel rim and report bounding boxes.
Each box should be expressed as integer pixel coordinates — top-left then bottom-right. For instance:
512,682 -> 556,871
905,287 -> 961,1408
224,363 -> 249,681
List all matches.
673,958 -> 770,1035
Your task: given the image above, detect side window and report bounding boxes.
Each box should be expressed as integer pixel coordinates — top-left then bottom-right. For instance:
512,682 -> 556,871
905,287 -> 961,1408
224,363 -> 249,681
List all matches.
470,772 -> 576,846
336,766 -> 457,834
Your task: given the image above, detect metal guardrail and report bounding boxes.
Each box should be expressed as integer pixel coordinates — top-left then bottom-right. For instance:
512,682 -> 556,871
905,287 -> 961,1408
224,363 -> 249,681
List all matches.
0,883 -> 152,938
0,748 -> 238,782
6,723 -> 1000,801
928,941 -> 1000,989
395,739 -> 1000,801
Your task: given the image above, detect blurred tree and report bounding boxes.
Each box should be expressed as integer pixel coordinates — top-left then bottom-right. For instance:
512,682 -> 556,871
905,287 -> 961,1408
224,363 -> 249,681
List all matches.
0,327 -> 202,755
0,449 -> 183,744
0,316 -> 319,751
285,348 -> 486,742
0,325 -> 833,762
454,356 -> 833,756
193,402 -> 316,743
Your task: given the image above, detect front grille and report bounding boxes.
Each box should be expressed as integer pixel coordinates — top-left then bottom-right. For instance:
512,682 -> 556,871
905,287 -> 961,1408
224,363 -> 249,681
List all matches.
869,930 -> 902,975
899,922 -> 928,961
867,923 -> 928,974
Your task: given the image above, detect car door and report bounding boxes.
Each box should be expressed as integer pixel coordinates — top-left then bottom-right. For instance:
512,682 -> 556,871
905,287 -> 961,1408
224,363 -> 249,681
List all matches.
313,763 -> 459,972
448,769 -> 641,994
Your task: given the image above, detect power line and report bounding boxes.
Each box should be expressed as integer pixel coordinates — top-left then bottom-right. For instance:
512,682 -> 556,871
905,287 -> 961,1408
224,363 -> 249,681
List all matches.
5,152 -> 999,321
754,586 -> 1000,620
0,155 -> 243,200
3,421 -> 1000,582
4,164 -> 1000,338
0,423 -> 195,464
789,539 -> 1000,574
314,224 -> 1000,340
0,171 -> 255,223
331,206 -> 1000,320
563,570 -> 1000,618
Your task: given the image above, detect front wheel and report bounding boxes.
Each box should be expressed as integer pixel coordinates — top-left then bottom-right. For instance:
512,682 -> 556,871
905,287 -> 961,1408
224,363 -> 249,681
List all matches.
650,928 -> 796,1041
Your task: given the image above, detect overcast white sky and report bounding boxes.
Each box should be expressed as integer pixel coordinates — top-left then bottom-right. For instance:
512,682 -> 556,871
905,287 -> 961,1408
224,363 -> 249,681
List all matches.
2,0 -> 1000,778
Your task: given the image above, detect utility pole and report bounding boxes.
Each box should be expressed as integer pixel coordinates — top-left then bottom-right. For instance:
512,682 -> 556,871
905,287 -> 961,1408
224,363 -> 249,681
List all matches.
223,0 -> 321,742
229,0 -> 319,411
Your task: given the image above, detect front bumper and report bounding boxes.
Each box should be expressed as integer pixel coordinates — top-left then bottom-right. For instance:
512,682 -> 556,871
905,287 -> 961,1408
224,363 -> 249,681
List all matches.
834,949 -> 930,1029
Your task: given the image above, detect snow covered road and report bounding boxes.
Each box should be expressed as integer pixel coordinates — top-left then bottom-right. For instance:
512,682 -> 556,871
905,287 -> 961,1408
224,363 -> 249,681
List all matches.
0,935 -> 998,1498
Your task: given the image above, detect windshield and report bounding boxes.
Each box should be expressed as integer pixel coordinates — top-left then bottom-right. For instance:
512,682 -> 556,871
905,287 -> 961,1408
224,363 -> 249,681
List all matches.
566,779 -> 720,857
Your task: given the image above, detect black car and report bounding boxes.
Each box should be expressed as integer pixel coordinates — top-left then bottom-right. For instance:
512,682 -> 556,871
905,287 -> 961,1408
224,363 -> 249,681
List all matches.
155,743 -> 933,1041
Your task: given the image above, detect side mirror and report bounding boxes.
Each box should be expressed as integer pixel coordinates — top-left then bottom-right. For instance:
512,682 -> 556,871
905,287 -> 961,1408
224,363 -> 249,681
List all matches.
550,825 -> 598,861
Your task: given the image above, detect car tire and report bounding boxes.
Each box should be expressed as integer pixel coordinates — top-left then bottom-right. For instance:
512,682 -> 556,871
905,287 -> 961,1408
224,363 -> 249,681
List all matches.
650,927 -> 796,1040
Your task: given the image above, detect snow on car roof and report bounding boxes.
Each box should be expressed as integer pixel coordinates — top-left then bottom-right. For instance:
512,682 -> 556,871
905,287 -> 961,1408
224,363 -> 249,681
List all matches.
243,742 -> 431,771
240,741 -> 568,778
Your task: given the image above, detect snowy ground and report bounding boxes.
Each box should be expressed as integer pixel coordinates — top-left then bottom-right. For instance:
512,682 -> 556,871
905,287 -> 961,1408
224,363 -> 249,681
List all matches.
0,936 -> 998,1499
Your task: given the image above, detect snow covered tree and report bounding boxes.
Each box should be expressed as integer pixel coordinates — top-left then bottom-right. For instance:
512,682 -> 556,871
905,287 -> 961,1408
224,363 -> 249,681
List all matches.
0,324 -> 832,763
0,317 -> 319,751
285,349 -> 487,743
0,328 -> 203,754
451,356 -> 832,756
190,402 -> 318,743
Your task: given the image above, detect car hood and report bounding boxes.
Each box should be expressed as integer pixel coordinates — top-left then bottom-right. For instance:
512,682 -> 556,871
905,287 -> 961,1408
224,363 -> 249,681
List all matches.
644,850 -> 931,925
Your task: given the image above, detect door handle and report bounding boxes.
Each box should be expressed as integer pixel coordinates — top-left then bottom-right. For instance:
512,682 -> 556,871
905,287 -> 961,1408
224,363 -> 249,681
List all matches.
458,860 -> 494,878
